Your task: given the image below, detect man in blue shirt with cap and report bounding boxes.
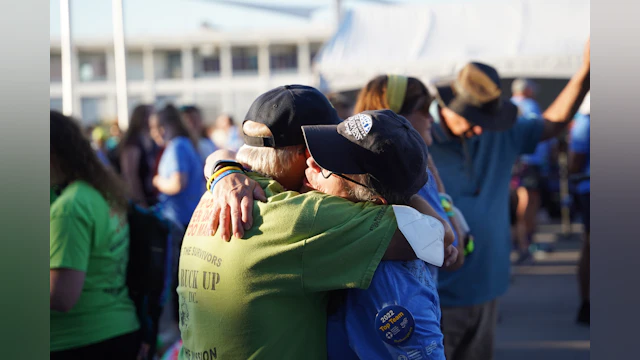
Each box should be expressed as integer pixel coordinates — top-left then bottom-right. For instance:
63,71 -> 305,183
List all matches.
426,38 -> 590,360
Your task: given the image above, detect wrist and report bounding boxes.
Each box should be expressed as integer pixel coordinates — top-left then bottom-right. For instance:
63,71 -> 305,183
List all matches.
209,160 -> 245,180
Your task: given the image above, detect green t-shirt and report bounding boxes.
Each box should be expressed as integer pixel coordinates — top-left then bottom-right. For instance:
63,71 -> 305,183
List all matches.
177,175 -> 398,360
50,181 -> 140,351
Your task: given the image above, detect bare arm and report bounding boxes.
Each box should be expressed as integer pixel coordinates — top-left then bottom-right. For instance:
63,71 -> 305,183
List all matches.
50,269 -> 85,312
382,195 -> 455,261
120,146 -> 147,206
540,38 -> 590,141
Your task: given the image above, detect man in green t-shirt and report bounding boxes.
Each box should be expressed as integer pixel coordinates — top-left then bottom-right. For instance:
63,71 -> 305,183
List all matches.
177,85 -> 452,360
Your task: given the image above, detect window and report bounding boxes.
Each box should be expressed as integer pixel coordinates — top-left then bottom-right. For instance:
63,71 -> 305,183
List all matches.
81,97 -> 107,125
127,51 -> 145,81
231,46 -> 258,75
50,98 -> 63,111
155,94 -> 180,108
270,44 -> 298,73
194,48 -> 221,78
309,42 -> 324,66
155,51 -> 182,80
78,52 -> 107,82
50,54 -> 62,82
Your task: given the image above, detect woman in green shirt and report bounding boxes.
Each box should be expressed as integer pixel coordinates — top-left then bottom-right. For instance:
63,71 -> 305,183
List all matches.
50,111 -> 140,359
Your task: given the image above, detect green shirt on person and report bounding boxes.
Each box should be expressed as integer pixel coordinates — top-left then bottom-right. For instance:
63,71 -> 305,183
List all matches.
50,181 -> 140,352
177,174 -> 398,360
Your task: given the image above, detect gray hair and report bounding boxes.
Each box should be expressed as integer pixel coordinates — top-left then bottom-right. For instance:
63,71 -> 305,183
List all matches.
237,120 -> 305,178
339,173 -> 410,205
511,78 -> 537,95
236,144 -> 305,179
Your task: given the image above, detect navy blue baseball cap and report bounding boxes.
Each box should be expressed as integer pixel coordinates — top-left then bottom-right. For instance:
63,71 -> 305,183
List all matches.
302,109 -> 429,198
243,85 -> 342,147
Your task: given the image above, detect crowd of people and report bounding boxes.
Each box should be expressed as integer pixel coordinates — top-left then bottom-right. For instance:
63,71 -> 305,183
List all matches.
50,37 -> 590,360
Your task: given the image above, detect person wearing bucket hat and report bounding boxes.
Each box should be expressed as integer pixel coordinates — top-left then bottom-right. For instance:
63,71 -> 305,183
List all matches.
177,85 -> 454,360
426,38 -> 590,360
302,110 -> 451,360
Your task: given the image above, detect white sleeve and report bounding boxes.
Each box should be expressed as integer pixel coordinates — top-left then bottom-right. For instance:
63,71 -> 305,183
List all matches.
392,205 -> 445,267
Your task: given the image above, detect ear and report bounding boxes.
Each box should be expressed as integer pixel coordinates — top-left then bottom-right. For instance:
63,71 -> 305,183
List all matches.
306,156 -> 322,173
370,196 -> 388,205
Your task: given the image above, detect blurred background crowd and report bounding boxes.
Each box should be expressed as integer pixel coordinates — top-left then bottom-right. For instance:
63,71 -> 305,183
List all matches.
50,1 -> 590,359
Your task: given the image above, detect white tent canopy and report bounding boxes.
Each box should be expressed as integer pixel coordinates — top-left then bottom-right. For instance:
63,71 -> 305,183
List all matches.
313,0 -> 590,93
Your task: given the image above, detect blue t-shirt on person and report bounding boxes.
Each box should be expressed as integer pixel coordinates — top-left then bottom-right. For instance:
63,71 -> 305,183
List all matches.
417,168 -> 459,282
157,136 -> 206,226
428,100 -> 544,307
327,260 -> 445,360
570,113 -> 590,194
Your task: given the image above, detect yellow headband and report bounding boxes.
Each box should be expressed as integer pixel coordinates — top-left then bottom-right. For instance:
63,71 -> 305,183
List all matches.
386,75 -> 408,114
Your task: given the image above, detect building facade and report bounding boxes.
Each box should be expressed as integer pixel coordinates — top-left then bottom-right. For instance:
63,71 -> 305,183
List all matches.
50,26 -> 331,127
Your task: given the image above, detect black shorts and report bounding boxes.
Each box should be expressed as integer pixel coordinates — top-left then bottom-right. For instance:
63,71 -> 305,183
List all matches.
519,164 -> 542,190
575,193 -> 590,233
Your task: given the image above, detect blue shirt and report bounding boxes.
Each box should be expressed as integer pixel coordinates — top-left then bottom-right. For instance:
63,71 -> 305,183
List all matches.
197,137 -> 218,164
511,96 -> 552,168
417,168 -> 459,281
327,261 -> 445,360
157,136 -> 206,226
428,100 -> 544,307
569,113 -> 590,194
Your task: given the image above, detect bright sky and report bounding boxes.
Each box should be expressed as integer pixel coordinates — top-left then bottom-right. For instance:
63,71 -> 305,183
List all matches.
50,0 -> 476,38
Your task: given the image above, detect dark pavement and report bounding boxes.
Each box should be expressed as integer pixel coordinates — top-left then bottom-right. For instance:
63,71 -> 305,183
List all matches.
495,222 -> 590,360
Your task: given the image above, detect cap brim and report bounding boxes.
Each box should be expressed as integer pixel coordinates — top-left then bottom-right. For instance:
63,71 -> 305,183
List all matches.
302,125 -> 369,175
435,85 -> 519,131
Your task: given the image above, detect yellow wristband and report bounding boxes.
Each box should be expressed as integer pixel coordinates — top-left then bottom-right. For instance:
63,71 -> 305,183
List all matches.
208,166 -> 242,191
206,173 -> 216,191
213,166 -> 242,180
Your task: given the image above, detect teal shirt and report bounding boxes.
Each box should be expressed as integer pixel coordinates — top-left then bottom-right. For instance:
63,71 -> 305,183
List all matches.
428,101 -> 544,307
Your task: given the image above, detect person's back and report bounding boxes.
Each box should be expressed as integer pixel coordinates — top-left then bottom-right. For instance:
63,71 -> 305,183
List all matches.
50,181 -> 140,353
177,175 -> 399,359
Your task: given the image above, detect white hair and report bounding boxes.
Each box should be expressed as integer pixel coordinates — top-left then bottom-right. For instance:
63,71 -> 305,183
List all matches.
237,121 -> 306,178
236,144 -> 304,179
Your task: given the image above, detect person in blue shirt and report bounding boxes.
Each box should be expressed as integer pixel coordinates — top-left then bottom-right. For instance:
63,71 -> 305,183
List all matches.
307,111 -> 457,360
569,94 -> 590,325
150,104 -> 206,328
510,79 -> 556,263
180,105 -> 218,163
151,104 -> 206,228
323,75 -> 466,360
352,74 -> 467,274
426,38 -> 590,360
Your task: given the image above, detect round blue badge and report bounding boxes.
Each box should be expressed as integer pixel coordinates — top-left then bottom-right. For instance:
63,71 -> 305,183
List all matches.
374,305 -> 415,345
